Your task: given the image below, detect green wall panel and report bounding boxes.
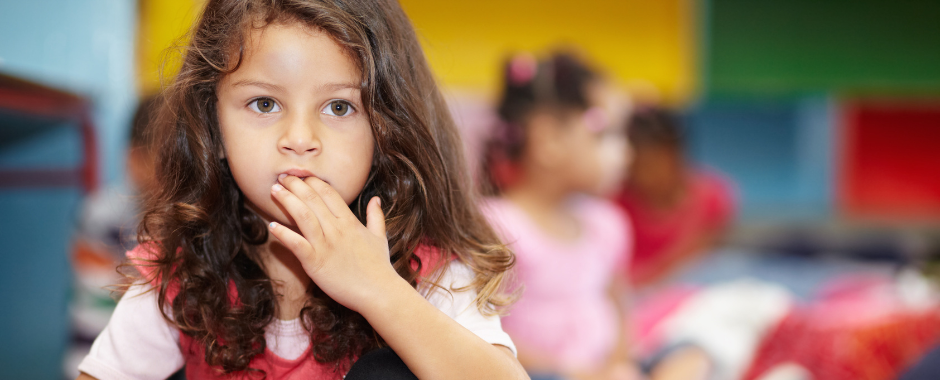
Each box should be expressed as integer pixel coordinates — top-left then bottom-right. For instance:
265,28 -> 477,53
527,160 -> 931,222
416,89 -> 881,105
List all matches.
707,0 -> 940,95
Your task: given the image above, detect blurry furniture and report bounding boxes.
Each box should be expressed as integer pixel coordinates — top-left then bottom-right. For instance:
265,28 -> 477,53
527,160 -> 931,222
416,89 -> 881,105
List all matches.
0,72 -> 98,379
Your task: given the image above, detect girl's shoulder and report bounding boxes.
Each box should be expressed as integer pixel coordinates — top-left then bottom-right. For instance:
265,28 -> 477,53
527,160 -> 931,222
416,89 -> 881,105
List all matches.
413,244 -> 453,279
125,242 -> 193,302
125,242 -> 161,282
478,197 -> 529,235
478,197 -> 511,218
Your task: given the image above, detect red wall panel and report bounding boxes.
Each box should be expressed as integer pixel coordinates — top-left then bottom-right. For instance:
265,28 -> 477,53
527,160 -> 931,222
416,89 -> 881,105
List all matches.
840,100 -> 940,219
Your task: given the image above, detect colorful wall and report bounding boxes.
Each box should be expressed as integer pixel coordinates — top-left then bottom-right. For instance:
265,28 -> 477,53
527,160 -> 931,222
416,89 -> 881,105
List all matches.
7,0 -> 934,224
138,0 -> 205,96
706,0 -> 940,96
696,0 -> 940,221
399,0 -> 697,104
399,0 -> 940,222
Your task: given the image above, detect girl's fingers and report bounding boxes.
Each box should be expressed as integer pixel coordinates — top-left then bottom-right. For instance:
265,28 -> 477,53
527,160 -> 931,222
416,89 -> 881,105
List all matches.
365,196 -> 386,240
302,176 -> 355,220
271,180 -> 325,239
267,221 -> 317,264
279,175 -> 337,231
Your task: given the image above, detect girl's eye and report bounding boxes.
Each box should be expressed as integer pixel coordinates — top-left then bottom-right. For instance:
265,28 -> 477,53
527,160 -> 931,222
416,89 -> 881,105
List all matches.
322,100 -> 353,117
249,97 -> 280,113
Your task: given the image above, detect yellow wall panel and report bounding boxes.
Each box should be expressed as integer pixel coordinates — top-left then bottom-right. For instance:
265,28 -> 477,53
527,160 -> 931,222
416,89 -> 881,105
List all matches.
400,0 -> 696,104
137,0 -> 205,95
137,0 -> 694,103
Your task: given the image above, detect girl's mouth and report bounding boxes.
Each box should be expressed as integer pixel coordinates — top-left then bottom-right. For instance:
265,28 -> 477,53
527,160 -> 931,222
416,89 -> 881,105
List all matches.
279,168 -> 315,180
277,169 -> 330,186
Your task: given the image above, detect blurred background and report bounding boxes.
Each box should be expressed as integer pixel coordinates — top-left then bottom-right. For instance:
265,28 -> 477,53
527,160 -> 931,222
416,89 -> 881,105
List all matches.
1,0 -> 938,379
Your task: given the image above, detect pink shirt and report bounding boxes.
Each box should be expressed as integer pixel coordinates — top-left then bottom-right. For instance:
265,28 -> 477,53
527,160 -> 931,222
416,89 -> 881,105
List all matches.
481,197 -> 631,372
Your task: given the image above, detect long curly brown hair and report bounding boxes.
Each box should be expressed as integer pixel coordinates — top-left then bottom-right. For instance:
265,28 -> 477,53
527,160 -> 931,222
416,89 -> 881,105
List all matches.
137,0 -> 515,375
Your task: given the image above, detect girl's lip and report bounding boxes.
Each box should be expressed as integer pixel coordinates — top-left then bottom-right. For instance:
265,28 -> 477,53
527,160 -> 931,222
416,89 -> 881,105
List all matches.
279,169 -> 316,180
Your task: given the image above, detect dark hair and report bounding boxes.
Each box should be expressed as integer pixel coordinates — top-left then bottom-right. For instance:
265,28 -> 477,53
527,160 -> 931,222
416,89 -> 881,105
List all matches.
628,107 -> 684,149
130,94 -> 161,148
497,52 -> 596,126
482,52 -> 597,192
138,0 -> 514,375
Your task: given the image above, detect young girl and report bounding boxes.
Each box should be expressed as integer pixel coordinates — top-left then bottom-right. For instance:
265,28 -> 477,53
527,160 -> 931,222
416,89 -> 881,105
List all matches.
76,1 -> 526,379
481,52 -> 636,380
481,53 -> 710,380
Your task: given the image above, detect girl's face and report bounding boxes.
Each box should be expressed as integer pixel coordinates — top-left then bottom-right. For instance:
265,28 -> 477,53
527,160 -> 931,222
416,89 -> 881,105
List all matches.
588,81 -> 631,196
550,82 -> 629,196
216,22 -> 374,227
553,109 -> 622,195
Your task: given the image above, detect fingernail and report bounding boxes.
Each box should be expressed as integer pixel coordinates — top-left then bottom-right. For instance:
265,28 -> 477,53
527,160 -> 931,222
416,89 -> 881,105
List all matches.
376,198 -> 381,207
268,221 -> 277,229
278,173 -> 287,181
272,184 -> 283,192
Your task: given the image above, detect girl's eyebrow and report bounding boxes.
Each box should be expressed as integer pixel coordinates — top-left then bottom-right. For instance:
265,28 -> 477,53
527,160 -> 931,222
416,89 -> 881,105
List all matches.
230,80 -> 285,93
229,80 -> 360,94
315,82 -> 361,93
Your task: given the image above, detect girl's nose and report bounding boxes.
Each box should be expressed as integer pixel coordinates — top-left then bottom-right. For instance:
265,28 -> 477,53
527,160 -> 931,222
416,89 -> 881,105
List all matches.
279,114 -> 321,155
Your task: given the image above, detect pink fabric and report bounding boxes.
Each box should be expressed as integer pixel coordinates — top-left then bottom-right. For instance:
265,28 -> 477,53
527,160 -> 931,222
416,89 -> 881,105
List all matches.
481,197 -> 631,371
742,281 -> 940,380
616,171 -> 735,284
630,285 -> 700,356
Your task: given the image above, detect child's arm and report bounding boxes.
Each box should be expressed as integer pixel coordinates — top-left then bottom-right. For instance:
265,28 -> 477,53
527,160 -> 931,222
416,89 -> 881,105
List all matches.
598,274 -> 644,380
608,274 -> 633,365
268,175 -> 529,380
513,341 -> 563,373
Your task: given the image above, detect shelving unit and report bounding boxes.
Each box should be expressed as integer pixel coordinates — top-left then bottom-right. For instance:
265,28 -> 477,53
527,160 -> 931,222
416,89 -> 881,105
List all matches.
0,72 -> 98,380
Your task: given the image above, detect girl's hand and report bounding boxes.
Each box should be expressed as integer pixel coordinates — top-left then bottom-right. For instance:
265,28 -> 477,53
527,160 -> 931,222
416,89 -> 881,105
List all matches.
268,176 -> 528,380
268,174 -> 398,313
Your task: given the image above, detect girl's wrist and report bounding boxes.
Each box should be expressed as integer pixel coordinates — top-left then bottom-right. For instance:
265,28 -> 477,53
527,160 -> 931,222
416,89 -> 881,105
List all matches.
355,272 -> 416,318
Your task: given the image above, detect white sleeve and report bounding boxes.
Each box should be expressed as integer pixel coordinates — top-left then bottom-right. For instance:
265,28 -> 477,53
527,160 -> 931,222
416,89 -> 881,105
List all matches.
77,284 -> 185,380
421,262 -> 517,356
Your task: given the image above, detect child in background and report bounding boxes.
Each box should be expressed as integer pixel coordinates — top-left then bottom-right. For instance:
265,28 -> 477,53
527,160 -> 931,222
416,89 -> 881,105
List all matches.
482,52 -> 712,380
481,52 -> 626,380
76,0 -> 527,379
615,108 -> 736,287
71,94 -> 158,264
65,95 -> 158,377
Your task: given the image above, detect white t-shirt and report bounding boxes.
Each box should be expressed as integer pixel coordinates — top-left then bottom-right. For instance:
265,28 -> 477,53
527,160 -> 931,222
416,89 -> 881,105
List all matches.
78,262 -> 515,380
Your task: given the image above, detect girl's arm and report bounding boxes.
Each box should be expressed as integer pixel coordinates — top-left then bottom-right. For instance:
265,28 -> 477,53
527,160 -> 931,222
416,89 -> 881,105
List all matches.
608,273 -> 633,366
360,273 -> 526,379
268,175 -> 529,380
514,340 -> 564,373
597,274 -> 644,380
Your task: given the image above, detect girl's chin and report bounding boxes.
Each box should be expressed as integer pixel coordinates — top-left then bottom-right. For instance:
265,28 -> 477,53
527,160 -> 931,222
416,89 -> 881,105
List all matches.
246,202 -> 298,229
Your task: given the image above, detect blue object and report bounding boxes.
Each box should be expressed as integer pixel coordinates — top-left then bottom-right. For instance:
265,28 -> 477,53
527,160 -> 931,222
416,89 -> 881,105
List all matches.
685,97 -> 835,221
